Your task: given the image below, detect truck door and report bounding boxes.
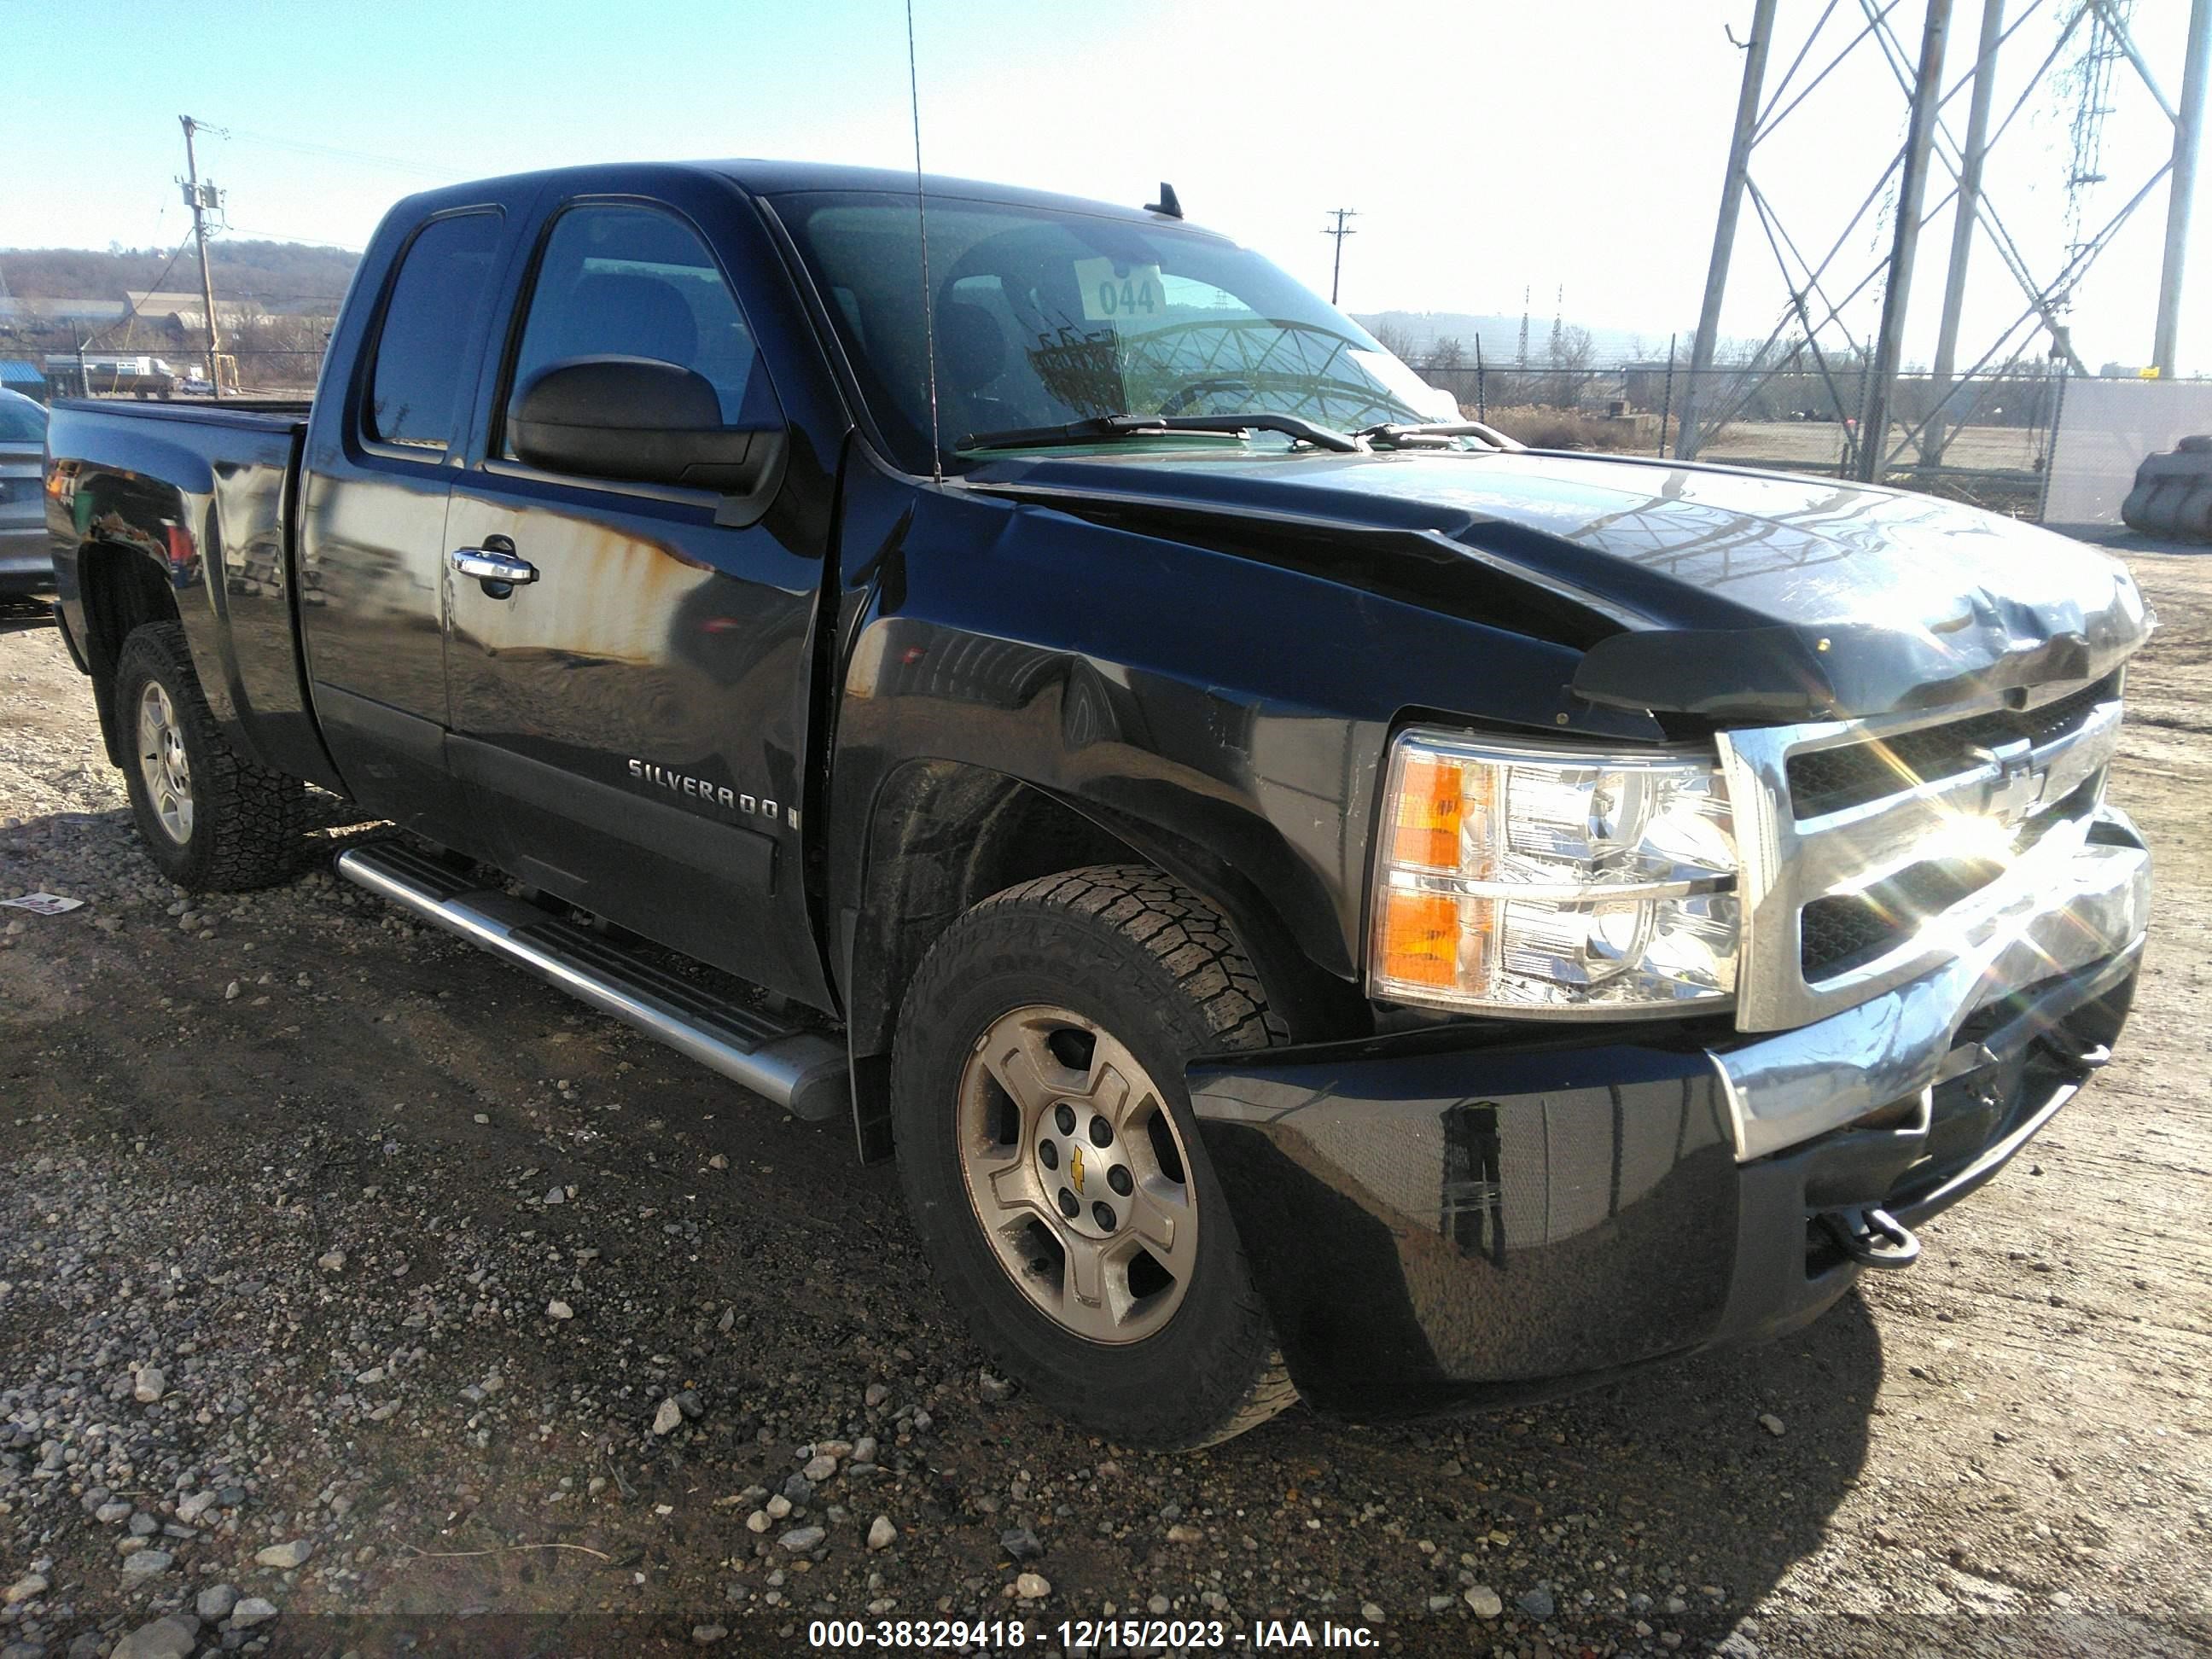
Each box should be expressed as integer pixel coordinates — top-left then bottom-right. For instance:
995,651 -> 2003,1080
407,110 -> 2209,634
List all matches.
296,197 -> 529,851
441,192 -> 832,1008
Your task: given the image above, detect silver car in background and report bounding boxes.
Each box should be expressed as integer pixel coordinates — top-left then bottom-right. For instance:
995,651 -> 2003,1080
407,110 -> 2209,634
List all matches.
0,389 -> 51,598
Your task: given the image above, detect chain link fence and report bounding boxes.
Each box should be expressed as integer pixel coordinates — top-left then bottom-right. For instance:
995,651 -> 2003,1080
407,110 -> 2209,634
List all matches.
2041,377 -> 2212,532
1410,357 -> 2097,519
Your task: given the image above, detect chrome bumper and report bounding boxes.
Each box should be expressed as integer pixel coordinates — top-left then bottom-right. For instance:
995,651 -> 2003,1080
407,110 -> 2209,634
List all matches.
1710,806 -> 2151,1161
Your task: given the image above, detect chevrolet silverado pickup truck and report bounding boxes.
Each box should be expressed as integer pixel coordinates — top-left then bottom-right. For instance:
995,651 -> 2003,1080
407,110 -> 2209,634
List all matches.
43,161 -> 2153,1449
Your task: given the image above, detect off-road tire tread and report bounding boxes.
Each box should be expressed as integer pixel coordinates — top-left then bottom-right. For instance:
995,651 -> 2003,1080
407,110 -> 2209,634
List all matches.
896,863 -> 1297,1450
116,621 -> 304,891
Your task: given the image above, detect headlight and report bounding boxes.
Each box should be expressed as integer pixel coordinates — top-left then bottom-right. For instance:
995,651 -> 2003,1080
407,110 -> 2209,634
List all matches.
1370,729 -> 1740,1016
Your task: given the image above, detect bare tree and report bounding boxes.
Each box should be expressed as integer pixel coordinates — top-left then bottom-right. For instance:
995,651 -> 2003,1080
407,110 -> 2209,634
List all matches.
1371,319 -> 1422,363
1541,323 -> 1595,407
223,305 -> 329,392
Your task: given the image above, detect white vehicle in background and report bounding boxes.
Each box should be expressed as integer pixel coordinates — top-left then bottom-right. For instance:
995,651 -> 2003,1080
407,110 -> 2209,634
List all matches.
39,355 -> 187,399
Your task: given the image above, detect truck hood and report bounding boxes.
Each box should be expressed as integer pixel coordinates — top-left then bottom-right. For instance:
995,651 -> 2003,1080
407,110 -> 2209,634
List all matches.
968,448 -> 2151,724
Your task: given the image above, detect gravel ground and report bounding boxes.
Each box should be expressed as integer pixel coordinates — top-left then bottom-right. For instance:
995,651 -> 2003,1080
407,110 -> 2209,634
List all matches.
1,551 -> 2209,1659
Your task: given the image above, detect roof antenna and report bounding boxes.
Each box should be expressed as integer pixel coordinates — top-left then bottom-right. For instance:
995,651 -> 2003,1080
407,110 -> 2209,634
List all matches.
905,0 -> 943,482
1145,182 -> 1183,219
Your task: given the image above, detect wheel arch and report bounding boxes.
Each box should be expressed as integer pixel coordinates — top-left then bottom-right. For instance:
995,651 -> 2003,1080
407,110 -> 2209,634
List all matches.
73,537 -> 185,767
838,756 -> 1365,1161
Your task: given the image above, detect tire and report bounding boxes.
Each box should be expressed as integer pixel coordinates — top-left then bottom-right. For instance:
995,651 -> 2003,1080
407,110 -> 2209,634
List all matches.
114,620 -> 304,890
893,864 -> 1299,1450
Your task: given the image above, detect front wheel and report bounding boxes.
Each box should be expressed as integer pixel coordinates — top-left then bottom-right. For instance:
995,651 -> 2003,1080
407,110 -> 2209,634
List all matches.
893,865 -> 1298,1449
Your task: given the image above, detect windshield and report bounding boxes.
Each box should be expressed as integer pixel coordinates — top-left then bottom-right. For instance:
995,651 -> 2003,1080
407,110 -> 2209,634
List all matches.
772,191 -> 1455,472
0,393 -> 47,445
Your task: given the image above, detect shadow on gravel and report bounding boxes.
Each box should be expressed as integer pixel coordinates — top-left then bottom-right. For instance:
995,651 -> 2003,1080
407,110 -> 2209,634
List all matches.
1223,1294 -> 1885,1643
0,599 -> 55,635
2049,524 -> 2212,557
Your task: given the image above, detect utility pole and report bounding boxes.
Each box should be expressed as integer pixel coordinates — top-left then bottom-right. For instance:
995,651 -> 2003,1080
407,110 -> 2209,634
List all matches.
1674,0 -> 1778,462
1322,207 -> 1358,306
2155,0 -> 2212,375
1856,0 -> 1953,482
1925,0 -> 2005,465
178,115 -> 224,400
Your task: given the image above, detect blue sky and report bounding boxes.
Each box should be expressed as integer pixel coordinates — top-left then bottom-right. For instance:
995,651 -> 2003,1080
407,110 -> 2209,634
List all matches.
0,0 -> 2203,370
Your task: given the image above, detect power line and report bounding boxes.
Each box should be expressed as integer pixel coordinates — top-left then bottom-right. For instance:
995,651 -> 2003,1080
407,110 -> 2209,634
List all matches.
79,232 -> 199,349
212,126 -> 457,182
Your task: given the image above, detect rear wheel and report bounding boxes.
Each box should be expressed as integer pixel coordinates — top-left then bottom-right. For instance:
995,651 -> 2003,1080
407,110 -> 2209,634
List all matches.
114,621 -> 305,890
893,864 -> 1299,1449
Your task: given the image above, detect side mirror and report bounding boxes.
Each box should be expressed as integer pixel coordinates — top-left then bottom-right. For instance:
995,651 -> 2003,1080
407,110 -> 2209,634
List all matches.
508,355 -> 783,496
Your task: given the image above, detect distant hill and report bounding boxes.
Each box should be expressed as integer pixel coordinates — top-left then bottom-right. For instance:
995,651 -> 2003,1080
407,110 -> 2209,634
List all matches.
1353,309 -> 1674,366
0,241 -> 358,311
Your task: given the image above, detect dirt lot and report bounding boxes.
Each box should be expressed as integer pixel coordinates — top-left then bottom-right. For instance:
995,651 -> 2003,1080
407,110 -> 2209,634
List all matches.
1699,422 -> 2046,475
2,544 -> 2209,1659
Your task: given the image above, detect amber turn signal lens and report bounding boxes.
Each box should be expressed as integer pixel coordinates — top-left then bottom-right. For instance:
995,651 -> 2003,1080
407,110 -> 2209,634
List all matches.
1377,889 -> 1472,989
1392,755 -> 1465,869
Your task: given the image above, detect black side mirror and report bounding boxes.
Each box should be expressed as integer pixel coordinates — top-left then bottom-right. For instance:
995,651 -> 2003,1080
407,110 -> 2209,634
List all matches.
508,355 -> 783,497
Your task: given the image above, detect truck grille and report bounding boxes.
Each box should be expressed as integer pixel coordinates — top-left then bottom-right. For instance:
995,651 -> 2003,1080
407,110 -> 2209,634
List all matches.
1799,858 -> 2000,980
1785,675 -> 2120,818
1720,675 -> 2125,1032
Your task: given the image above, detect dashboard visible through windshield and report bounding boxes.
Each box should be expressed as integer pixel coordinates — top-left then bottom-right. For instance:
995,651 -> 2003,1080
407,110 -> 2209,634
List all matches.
771,190 -> 1453,473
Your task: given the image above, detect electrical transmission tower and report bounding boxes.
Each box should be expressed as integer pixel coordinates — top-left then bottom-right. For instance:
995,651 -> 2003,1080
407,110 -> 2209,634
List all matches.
1672,0 -> 2210,480
1321,208 -> 1358,305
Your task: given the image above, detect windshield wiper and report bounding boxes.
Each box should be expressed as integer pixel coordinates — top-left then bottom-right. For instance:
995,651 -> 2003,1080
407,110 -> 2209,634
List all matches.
959,412 -> 1362,455
1354,420 -> 1524,452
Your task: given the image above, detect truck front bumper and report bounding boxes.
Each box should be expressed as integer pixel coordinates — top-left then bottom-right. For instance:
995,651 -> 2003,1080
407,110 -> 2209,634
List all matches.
1189,809 -> 2150,1418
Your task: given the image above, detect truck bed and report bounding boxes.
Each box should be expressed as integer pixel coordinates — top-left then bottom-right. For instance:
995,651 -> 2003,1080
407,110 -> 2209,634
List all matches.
53,396 -> 312,429
46,393 -> 336,791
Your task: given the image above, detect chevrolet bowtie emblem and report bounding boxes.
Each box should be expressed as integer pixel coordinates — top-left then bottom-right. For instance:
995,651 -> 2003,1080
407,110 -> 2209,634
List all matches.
1070,1145 -> 1086,1194
1971,741 -> 2045,827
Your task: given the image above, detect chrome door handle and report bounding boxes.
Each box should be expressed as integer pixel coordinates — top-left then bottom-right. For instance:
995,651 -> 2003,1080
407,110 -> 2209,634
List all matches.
451,547 -> 538,585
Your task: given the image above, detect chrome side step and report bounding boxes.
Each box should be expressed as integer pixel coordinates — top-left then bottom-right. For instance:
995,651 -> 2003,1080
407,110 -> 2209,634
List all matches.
336,841 -> 849,1122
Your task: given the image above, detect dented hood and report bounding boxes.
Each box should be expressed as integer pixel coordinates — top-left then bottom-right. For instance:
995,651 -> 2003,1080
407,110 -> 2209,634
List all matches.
971,447 -> 2151,723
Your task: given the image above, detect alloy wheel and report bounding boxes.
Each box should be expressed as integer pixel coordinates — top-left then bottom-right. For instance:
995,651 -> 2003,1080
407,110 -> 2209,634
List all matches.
136,682 -> 194,845
956,1004 -> 1200,1344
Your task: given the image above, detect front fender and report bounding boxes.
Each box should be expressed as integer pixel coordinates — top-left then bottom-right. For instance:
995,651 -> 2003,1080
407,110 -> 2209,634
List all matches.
824,469 -> 1668,1037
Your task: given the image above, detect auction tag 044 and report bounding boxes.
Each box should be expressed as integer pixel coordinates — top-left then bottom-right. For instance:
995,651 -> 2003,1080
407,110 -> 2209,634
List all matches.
1074,257 -> 1164,323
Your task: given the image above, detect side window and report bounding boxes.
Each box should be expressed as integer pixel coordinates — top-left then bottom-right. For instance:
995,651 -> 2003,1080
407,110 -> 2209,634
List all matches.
364,211 -> 504,451
504,203 -> 768,457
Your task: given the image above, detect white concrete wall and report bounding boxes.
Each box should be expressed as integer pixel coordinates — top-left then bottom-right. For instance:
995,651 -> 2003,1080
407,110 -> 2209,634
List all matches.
2046,378 -> 2212,527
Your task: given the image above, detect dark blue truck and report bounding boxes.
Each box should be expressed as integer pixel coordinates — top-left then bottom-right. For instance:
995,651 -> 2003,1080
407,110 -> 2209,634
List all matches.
42,160 -> 2152,1447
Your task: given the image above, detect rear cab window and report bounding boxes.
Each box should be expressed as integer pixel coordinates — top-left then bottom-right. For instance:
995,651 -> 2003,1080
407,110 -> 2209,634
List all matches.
363,211 -> 506,455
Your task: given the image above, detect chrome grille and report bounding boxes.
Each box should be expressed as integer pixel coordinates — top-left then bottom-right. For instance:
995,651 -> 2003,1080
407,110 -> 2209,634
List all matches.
1717,677 -> 2125,1032
1784,674 -> 2120,818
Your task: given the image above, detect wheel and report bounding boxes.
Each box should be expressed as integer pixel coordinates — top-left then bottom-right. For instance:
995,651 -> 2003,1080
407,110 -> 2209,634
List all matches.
893,864 -> 1299,1449
114,620 -> 304,890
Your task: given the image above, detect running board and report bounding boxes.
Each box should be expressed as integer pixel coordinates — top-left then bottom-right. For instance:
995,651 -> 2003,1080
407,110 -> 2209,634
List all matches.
336,841 -> 849,1122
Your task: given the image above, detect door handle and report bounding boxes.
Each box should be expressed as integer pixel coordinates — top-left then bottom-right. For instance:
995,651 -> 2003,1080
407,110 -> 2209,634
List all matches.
451,546 -> 538,586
